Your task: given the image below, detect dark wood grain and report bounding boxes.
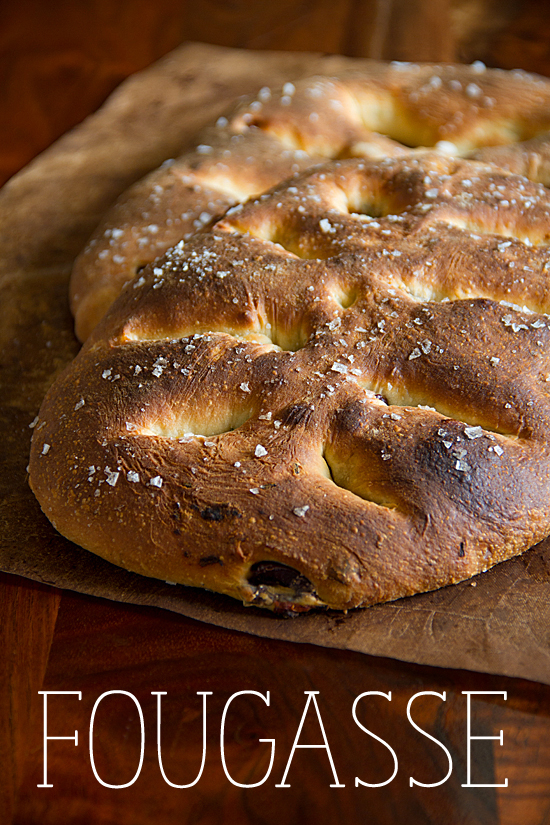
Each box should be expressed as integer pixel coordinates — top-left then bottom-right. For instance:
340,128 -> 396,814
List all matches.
0,0 -> 354,185
345,0 -> 453,62
10,590 -> 550,825
483,0 -> 550,75
0,574 -> 61,825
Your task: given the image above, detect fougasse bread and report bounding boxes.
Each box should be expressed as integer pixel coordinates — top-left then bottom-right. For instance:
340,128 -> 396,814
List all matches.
29,151 -> 550,614
70,61 -> 550,343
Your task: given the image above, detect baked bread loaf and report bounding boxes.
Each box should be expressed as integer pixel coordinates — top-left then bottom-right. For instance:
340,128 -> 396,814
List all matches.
29,152 -> 550,613
70,61 -> 550,342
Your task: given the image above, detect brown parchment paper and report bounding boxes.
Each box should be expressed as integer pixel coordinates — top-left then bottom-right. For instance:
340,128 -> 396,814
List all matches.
3,42 -> 550,685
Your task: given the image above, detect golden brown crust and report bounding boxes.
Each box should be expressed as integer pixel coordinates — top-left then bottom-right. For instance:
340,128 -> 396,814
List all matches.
70,61 -> 550,342
30,153 -> 550,612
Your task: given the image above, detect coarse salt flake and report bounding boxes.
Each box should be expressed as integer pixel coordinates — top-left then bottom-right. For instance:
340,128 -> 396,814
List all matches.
255,445 -> 268,457
465,426 -> 483,439
331,362 -> 348,374
105,470 -> 119,487
319,218 -> 335,234
149,476 -> 163,488
293,505 -> 310,517
127,471 -> 140,483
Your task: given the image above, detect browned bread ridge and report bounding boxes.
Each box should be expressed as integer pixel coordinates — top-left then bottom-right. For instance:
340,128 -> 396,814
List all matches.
30,153 -> 550,613
70,61 -> 550,342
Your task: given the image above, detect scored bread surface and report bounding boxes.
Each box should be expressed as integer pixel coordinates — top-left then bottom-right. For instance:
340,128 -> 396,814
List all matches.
70,61 -> 550,342
30,151 -> 550,613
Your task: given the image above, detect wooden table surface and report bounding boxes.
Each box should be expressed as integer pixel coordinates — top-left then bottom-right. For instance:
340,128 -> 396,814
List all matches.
3,3 -> 550,824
